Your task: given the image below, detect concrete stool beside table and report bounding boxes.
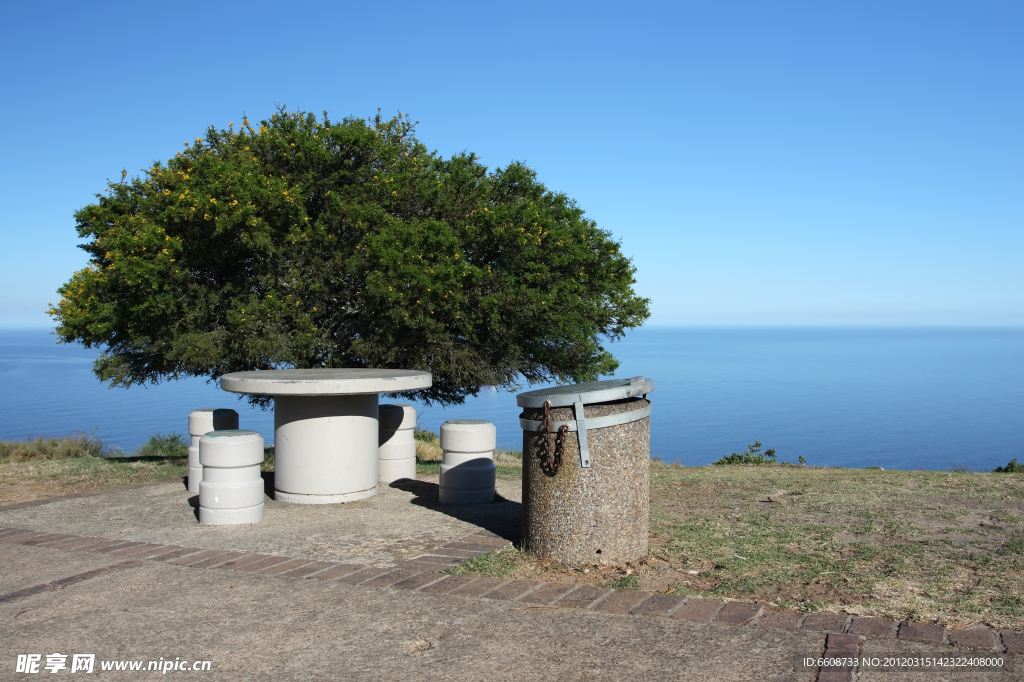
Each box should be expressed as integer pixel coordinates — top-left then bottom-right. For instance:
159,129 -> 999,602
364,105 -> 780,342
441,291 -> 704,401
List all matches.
378,403 -> 417,484
198,430 -> 266,525
187,409 -> 239,494
439,419 -> 497,504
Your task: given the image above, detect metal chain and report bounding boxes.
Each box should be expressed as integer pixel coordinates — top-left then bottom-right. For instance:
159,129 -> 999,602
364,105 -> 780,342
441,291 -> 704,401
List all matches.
541,400 -> 567,476
554,424 -> 569,472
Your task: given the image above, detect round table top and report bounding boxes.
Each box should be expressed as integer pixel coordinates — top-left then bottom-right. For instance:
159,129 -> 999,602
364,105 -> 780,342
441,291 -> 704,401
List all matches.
220,369 -> 432,396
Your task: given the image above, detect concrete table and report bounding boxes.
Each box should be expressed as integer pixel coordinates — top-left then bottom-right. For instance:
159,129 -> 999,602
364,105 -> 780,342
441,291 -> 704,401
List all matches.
220,369 -> 432,504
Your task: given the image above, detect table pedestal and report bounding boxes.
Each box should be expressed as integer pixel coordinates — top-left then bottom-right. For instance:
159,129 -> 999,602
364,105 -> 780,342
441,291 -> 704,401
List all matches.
273,394 -> 379,504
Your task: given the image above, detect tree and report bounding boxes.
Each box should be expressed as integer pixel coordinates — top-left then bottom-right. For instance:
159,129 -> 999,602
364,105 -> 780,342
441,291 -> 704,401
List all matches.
50,108 -> 650,405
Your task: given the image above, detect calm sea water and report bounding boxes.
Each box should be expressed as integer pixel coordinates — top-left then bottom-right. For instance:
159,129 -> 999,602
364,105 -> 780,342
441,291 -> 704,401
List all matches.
1,328 -> 1021,471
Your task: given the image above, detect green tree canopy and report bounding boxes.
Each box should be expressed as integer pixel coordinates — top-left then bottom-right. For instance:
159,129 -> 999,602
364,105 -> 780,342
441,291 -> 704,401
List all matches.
51,109 -> 650,405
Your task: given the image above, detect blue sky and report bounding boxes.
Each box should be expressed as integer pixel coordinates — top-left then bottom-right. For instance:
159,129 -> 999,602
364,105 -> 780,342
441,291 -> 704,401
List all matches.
0,1 -> 1020,328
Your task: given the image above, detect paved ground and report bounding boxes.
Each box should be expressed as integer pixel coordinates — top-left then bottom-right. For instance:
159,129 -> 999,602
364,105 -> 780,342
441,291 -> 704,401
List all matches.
0,475 -> 523,567
0,479 -> 1018,681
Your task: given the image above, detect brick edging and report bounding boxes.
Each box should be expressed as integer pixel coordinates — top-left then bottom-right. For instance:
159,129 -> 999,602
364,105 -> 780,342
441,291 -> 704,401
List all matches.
0,559 -> 144,605
0,524 -> 1019,655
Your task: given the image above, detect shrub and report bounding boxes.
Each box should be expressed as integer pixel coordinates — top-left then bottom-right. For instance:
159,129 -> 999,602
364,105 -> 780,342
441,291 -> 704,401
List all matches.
0,433 -> 110,463
713,441 -> 777,466
413,427 -> 439,444
994,458 -> 1024,473
414,427 -> 442,463
134,433 -> 188,459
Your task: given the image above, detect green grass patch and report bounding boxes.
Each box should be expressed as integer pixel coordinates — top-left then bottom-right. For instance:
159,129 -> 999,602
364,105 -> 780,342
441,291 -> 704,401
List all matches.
23,455 -> 187,487
605,574 -> 641,590
444,546 -> 521,578
416,461 -> 440,476
1000,536 -> 1024,556
261,445 -> 275,472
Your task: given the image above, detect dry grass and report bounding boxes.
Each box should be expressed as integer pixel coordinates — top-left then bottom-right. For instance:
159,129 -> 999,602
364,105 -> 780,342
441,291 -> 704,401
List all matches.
414,428 -> 443,463
0,456 -> 186,506
0,433 -> 110,463
644,463 -> 1024,630
448,461 -> 1024,630
0,434 -> 187,506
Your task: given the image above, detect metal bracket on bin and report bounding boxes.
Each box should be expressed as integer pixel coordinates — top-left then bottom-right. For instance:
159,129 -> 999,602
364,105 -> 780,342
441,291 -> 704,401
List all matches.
521,403 -> 652,471
520,405 -> 651,435
573,401 -> 591,467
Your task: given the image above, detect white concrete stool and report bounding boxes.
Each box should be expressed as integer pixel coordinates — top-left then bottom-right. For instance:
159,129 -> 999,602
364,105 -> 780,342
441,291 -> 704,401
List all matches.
187,409 -> 239,494
378,404 -> 417,483
198,430 -> 265,525
439,419 -> 496,504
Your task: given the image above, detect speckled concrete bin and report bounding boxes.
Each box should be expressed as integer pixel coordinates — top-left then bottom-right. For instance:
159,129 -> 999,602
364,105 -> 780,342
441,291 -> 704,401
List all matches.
518,377 -> 654,565
187,408 -> 239,494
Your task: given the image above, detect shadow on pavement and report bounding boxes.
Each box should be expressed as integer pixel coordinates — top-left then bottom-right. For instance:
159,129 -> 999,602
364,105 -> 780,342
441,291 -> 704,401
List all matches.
186,494 -> 200,521
388,478 -> 521,545
255,471 -> 521,544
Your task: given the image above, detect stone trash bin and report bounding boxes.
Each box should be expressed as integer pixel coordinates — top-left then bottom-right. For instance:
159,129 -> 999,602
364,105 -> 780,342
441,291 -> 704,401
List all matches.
518,376 -> 654,565
198,430 -> 265,525
378,404 -> 417,483
439,420 -> 496,504
187,409 -> 239,494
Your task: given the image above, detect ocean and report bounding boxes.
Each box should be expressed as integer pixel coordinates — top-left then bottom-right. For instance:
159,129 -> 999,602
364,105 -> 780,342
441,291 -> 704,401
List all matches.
1,327 -> 1021,471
